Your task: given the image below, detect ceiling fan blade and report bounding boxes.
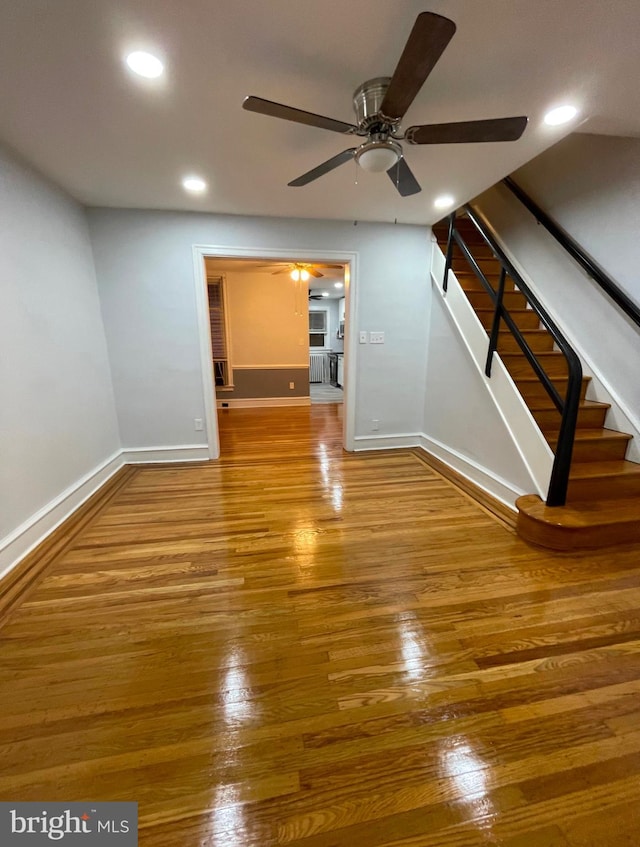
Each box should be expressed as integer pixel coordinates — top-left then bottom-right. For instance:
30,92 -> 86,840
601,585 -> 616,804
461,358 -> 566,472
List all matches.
308,269 -> 324,278
406,116 -> 528,144
271,268 -> 291,275
387,157 -> 421,196
243,96 -> 357,134
288,148 -> 357,187
316,263 -> 344,269
380,12 -> 456,121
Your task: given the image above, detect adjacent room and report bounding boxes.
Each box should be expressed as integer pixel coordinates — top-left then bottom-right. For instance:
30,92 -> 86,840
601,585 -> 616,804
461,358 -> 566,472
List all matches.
203,257 -> 345,414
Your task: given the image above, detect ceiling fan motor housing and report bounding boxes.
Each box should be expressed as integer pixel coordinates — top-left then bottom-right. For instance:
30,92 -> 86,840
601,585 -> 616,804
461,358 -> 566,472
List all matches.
352,77 -> 394,133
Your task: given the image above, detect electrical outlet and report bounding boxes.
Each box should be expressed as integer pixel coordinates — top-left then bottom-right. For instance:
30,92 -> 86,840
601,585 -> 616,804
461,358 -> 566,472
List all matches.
194,418 -> 204,431
289,381 -> 295,389
370,331 -> 385,344
359,331 -> 367,344
371,419 -> 380,431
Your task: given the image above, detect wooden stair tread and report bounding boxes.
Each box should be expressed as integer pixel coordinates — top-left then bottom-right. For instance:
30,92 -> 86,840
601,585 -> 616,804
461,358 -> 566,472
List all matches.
455,269 -> 504,277
528,399 -> 609,412
568,458 -> 640,480
501,350 -> 564,360
476,307 -> 535,315
452,247 -> 497,257
512,375 -> 590,384
546,428 -> 632,443
499,328 -> 549,336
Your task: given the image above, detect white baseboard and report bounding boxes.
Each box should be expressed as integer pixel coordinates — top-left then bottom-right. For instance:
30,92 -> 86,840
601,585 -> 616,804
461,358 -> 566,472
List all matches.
0,443 -> 212,581
217,397 -> 311,409
418,434 -> 522,509
353,433 -> 420,451
122,445 -> 210,463
0,451 -> 125,579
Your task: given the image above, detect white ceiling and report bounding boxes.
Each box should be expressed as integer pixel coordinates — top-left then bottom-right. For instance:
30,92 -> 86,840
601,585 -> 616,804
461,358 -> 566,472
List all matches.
1,0 -> 639,225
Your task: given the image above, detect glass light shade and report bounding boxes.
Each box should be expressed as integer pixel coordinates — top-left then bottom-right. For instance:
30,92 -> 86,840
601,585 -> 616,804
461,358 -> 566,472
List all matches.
290,269 -> 300,281
300,269 -> 310,282
357,146 -> 399,173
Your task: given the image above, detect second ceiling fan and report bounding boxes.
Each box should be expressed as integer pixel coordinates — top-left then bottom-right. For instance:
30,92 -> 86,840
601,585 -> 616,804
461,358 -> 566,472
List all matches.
243,11 -> 527,197
255,261 -> 343,280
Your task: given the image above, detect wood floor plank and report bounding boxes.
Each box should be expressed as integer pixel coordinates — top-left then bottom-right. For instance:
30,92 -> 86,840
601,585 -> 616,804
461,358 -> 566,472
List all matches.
1,404 -> 640,845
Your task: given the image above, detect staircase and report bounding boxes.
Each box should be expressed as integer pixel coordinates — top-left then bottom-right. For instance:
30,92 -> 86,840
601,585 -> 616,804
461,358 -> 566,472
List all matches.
433,215 -> 640,550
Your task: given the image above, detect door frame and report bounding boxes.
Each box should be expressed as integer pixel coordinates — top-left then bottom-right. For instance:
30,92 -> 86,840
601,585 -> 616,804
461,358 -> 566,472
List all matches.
192,243 -> 359,459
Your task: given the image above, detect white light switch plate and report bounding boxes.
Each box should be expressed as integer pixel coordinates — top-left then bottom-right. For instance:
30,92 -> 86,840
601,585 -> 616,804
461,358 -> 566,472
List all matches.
359,331 -> 367,344
370,331 -> 385,344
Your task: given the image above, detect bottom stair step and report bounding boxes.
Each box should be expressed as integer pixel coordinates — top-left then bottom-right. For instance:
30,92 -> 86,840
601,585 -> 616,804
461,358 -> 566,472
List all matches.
516,494 -> 640,550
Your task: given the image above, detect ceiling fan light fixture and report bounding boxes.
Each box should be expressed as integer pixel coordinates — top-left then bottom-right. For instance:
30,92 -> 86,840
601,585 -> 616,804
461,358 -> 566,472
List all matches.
300,269 -> 310,282
290,268 -> 300,281
355,139 -> 402,173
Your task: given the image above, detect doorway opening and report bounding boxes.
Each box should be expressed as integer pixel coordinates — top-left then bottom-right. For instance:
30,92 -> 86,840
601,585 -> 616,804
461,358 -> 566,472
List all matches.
192,245 -> 356,459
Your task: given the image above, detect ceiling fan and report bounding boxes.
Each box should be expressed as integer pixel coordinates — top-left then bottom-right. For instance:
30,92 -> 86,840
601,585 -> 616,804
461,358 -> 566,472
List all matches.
243,11 -> 527,197
255,261 -> 343,279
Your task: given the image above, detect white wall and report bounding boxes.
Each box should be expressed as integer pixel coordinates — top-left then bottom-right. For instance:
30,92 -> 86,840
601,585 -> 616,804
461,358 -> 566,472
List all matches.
0,145 -> 120,569
512,134 -> 640,303
474,133 -> 640,444
423,281 -> 539,505
88,209 -> 431,449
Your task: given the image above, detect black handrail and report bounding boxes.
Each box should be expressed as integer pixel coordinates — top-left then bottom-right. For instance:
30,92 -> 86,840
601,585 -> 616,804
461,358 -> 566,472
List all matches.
503,176 -> 640,329
442,206 -> 583,507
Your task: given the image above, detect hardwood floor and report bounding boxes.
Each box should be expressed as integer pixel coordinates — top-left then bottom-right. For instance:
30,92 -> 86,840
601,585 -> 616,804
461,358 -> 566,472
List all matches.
2,405 -> 640,845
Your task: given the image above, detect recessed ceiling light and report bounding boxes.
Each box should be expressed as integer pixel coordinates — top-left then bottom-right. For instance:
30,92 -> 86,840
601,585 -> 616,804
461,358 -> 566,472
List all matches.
182,176 -> 207,193
544,105 -> 578,126
434,194 -> 455,210
125,51 -> 164,79
334,282 -> 344,289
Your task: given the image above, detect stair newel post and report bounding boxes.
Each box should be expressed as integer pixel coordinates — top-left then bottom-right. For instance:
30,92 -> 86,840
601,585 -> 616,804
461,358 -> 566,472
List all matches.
443,212 -> 456,293
546,350 -> 583,507
485,267 -> 506,377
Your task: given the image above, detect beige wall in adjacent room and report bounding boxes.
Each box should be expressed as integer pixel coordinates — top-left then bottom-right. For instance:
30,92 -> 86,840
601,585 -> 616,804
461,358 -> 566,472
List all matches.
224,271 -> 308,368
